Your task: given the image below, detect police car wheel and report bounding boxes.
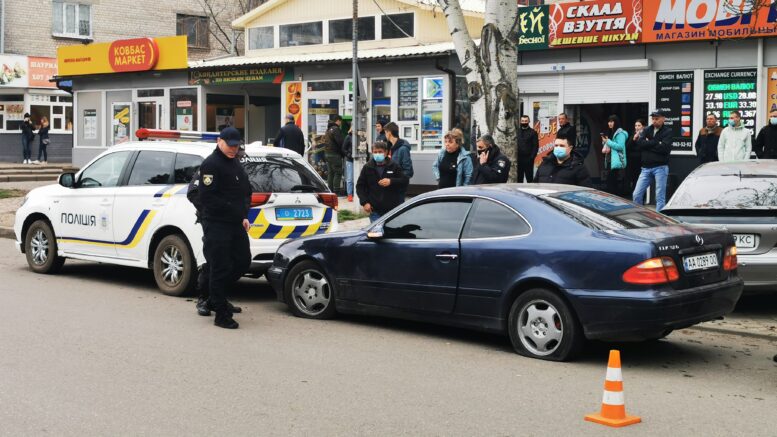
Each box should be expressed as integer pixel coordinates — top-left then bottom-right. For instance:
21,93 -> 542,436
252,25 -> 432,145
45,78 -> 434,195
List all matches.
24,220 -> 65,274
152,234 -> 196,297
284,261 -> 336,319
507,288 -> 584,362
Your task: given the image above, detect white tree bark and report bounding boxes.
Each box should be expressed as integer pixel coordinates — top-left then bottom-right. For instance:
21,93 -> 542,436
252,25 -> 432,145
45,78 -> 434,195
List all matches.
438,0 -> 520,181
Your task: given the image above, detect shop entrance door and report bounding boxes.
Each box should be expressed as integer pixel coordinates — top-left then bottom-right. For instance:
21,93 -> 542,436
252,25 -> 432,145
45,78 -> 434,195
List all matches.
135,98 -> 165,138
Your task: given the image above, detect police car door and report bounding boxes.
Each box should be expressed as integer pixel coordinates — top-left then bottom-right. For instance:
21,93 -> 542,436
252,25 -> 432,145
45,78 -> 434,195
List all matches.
52,150 -> 133,258
112,150 -> 176,262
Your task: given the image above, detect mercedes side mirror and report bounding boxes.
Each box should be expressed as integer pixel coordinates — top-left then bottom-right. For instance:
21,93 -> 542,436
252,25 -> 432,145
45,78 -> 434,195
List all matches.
367,225 -> 384,239
58,172 -> 75,188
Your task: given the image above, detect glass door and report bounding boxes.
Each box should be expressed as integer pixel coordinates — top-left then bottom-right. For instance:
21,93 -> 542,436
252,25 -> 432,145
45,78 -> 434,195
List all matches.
135,98 -> 165,139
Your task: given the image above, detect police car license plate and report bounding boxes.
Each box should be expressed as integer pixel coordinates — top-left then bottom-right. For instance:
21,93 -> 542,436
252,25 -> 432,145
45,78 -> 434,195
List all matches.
683,253 -> 719,272
275,207 -> 313,221
733,233 -> 756,249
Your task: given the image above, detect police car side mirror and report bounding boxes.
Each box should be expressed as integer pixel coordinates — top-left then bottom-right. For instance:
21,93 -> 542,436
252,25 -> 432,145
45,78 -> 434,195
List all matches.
366,225 -> 384,239
58,172 -> 75,188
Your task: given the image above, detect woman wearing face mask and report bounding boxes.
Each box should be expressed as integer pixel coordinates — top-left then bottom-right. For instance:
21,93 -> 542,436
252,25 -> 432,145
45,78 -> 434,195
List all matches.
356,141 -> 409,222
626,119 -> 645,193
534,137 -> 591,186
601,114 -> 628,196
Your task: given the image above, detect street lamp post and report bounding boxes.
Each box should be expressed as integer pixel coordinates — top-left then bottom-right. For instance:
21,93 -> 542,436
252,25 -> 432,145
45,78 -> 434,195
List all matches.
351,0 -> 359,161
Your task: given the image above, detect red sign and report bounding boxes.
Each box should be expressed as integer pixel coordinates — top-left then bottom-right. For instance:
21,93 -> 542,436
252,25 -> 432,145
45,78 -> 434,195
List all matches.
28,57 -> 58,88
108,38 -> 159,73
548,0 -> 642,48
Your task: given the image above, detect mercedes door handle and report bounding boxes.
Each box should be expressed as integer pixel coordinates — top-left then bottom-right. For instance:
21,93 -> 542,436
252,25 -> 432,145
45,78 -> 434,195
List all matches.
435,253 -> 458,261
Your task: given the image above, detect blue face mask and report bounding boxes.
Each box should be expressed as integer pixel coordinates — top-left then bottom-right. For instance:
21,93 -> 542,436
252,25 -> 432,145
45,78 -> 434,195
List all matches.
373,153 -> 385,163
553,146 -> 568,160
728,119 -> 738,127
770,117 -> 777,126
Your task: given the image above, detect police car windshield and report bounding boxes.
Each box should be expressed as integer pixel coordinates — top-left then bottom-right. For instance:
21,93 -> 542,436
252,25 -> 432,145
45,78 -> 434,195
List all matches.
240,155 -> 328,193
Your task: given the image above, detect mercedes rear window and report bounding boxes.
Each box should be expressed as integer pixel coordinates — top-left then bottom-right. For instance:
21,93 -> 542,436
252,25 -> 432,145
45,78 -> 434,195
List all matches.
668,174 -> 777,209
240,155 -> 328,193
541,191 -> 678,230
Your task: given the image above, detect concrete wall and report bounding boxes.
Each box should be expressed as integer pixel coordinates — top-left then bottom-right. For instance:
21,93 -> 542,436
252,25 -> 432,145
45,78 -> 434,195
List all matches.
0,133 -> 72,163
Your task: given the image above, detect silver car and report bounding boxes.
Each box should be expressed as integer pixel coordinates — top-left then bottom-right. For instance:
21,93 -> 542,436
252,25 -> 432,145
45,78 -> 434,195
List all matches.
663,160 -> 777,294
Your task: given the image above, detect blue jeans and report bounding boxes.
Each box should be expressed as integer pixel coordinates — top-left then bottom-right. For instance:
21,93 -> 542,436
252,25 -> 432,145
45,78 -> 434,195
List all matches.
632,165 -> 668,212
369,212 -> 381,223
21,136 -> 31,161
345,160 -> 354,196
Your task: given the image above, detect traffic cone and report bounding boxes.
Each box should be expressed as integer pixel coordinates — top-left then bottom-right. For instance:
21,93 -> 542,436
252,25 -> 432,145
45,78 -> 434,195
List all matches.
584,350 -> 641,428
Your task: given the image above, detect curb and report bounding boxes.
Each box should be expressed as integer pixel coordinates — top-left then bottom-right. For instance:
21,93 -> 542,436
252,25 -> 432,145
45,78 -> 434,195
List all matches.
688,325 -> 777,342
0,226 -> 14,240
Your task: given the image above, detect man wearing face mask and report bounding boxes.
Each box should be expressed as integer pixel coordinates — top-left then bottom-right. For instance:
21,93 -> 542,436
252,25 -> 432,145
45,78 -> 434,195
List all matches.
516,115 -> 539,182
754,109 -> 777,159
695,113 -> 722,164
357,141 -> 409,222
534,137 -> 591,186
718,111 -> 752,162
472,134 -> 510,185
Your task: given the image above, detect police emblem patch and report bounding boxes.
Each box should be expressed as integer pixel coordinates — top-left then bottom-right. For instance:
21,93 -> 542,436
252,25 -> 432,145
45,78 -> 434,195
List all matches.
498,160 -> 506,168
203,175 -> 213,186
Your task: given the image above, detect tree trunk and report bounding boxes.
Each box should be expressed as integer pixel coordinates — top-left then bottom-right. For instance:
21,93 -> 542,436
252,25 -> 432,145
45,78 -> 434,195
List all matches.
438,0 -> 520,181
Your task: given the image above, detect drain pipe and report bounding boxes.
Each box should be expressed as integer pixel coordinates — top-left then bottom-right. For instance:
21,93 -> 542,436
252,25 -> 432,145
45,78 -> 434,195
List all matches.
435,59 -> 458,143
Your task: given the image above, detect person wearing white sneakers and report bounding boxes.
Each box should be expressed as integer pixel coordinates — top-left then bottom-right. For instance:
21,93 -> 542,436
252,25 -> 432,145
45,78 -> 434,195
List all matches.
34,116 -> 50,165
21,113 -> 35,164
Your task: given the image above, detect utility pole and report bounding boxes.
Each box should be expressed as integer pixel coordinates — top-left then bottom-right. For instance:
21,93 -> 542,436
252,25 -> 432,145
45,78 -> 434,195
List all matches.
351,0 -> 359,161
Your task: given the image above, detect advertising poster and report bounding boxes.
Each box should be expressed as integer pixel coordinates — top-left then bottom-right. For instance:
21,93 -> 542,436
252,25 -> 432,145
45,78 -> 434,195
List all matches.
767,67 -> 777,113
656,71 -> 695,153
643,0 -> 777,43
532,100 -> 558,167
703,69 -> 758,135
285,82 -> 303,128
421,100 -> 444,149
28,57 -> 58,88
112,103 -> 131,145
0,55 -> 29,87
176,108 -> 193,131
423,78 -> 444,100
518,6 -> 550,50
547,0 -> 641,48
83,109 -> 98,140
215,108 -> 234,131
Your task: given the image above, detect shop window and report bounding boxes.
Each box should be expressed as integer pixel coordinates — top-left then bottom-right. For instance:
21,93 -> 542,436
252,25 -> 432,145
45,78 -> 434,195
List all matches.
381,13 -> 414,39
138,89 -> 164,98
248,26 -> 274,50
372,79 -> 392,136
329,17 -> 375,43
170,88 -> 198,132
280,22 -> 323,47
52,1 -> 91,39
177,14 -> 210,49
29,94 -> 73,133
2,103 -> 25,131
30,106 -> 51,128
307,81 -> 343,92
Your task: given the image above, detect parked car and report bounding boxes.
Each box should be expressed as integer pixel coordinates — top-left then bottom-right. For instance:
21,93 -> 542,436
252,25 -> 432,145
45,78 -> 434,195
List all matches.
663,160 -> 777,294
267,185 -> 743,361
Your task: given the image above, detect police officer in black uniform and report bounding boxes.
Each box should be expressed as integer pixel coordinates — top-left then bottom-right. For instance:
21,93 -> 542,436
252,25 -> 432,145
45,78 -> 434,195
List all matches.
198,127 -> 252,329
472,134 -> 510,184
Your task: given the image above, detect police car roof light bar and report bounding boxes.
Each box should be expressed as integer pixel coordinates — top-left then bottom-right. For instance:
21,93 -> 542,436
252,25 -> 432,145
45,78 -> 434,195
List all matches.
135,128 -> 220,142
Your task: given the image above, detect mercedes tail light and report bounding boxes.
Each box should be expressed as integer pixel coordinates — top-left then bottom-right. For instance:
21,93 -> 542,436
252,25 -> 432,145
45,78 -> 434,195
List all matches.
623,257 -> 680,285
723,246 -> 738,271
317,193 -> 338,210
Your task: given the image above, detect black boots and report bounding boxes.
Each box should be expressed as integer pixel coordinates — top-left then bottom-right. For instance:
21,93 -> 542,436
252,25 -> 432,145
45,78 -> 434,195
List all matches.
196,298 -> 242,316
214,310 -> 239,329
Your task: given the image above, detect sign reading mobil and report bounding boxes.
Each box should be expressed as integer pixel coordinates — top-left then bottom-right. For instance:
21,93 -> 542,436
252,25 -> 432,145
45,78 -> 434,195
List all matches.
518,6 -> 549,50
643,0 -> 777,42
57,36 -> 187,76
548,0 -> 642,48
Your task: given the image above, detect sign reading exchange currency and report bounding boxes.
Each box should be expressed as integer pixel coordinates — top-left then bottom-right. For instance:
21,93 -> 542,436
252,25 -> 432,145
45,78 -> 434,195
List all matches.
189,66 -> 294,85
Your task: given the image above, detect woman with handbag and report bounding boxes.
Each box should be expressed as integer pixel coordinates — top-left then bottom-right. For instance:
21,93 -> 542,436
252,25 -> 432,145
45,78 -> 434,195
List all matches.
35,117 -> 50,165
601,114 -> 628,197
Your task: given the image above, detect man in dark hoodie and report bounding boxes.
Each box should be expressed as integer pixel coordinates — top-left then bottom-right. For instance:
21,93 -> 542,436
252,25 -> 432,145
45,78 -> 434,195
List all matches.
755,108 -> 777,159
472,134 -> 510,184
356,141 -> 409,222
695,113 -> 722,164
632,110 -> 673,212
274,114 -> 305,156
534,137 -> 591,186
517,115 -> 539,182
383,121 -> 413,199
324,115 -> 345,194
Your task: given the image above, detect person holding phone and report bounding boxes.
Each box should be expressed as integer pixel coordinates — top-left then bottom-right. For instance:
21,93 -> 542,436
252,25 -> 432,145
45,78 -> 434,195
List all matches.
601,115 -> 628,196
471,134 -> 510,185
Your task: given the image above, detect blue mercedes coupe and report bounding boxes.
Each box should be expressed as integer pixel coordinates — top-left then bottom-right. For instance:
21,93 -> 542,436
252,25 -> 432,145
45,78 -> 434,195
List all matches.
267,185 -> 743,361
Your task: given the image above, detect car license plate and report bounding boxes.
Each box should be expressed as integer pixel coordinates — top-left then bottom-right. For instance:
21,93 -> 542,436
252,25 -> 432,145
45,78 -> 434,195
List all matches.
275,207 -> 313,221
683,253 -> 719,272
733,233 -> 756,249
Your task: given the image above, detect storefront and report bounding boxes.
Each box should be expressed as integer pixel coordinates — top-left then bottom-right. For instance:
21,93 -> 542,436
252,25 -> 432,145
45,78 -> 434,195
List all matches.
0,55 -> 72,163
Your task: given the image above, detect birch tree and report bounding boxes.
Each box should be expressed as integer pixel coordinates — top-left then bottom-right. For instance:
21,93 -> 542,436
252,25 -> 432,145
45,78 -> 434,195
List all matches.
436,0 -> 520,181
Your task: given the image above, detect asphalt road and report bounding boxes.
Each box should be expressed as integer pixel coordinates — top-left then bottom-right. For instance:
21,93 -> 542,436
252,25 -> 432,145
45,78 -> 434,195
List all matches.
0,239 -> 775,436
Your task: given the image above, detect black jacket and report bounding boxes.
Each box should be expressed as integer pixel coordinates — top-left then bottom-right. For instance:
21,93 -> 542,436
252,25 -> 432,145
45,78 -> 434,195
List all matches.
517,127 -> 539,159
472,145 -> 510,185
198,147 -> 252,224
534,154 -> 591,186
356,158 -> 408,215
324,122 -> 344,156
695,127 -> 722,163
274,122 -> 305,156
557,123 -> 577,147
637,125 -> 673,168
754,124 -> 777,159
38,126 -> 50,144
21,120 -> 35,141
342,133 -> 354,161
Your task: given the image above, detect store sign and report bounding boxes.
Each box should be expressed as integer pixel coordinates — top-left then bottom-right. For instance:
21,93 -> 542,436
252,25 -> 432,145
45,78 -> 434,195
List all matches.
703,69 -> 758,134
548,0 -> 642,48
643,0 -> 777,43
656,71 -> 695,153
57,35 -> 187,77
28,57 -> 58,88
0,55 -> 58,88
189,67 -> 293,85
767,67 -> 777,113
518,6 -> 550,50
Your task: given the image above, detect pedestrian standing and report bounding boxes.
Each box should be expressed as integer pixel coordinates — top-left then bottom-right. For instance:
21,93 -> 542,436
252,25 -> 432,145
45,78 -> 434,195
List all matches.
471,134 -> 510,185
197,127 -> 252,329
632,110 -> 673,212
324,115 -> 345,194
626,119 -> 645,193
754,108 -> 777,159
343,127 -> 355,202
718,111 -> 752,162
20,113 -> 35,164
558,113 -> 584,158
516,115 -> 539,183
695,113 -> 722,164
375,120 -> 387,143
601,115 -> 628,196
34,117 -> 50,165
383,122 -> 413,199
433,130 -> 473,188
534,137 -> 591,186
356,141 -> 408,222
274,114 -> 305,156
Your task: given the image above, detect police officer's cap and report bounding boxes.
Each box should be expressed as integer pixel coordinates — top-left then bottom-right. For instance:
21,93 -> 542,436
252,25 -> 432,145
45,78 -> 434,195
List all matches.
219,127 -> 242,147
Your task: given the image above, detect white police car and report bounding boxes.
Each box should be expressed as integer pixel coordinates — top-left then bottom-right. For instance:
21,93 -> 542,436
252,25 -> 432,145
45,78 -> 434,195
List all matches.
14,129 -> 338,296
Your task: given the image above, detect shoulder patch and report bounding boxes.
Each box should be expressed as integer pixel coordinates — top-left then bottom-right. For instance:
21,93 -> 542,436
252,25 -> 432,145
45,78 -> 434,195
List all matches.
203,174 -> 213,186
498,160 -> 506,168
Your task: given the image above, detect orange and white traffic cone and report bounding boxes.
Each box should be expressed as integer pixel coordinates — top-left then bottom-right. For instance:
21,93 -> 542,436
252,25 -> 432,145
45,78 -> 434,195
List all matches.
585,349 -> 641,428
